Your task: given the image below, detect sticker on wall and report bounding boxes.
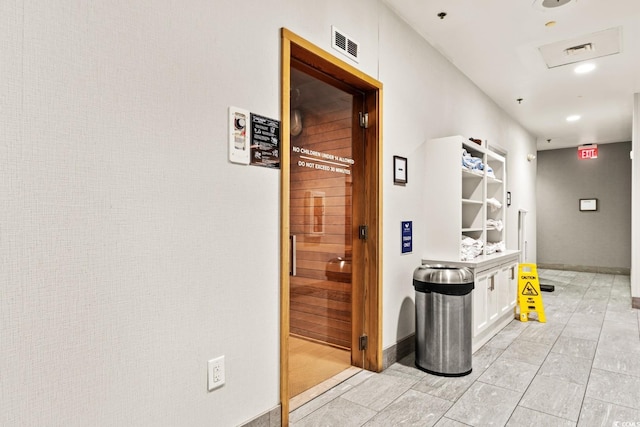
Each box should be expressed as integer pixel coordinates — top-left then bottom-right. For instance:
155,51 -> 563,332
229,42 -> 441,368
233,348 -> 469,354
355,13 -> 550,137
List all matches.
250,114 -> 280,169
402,221 -> 413,254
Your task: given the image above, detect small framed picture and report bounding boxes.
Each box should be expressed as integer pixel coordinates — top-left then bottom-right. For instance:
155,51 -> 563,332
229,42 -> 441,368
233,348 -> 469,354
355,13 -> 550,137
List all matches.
393,156 -> 408,184
579,198 -> 597,211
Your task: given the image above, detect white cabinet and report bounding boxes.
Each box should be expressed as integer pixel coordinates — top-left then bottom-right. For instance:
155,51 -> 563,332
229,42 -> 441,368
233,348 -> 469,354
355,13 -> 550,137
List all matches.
422,134 -> 516,352
468,255 -> 519,349
423,252 -> 520,352
423,135 -> 506,261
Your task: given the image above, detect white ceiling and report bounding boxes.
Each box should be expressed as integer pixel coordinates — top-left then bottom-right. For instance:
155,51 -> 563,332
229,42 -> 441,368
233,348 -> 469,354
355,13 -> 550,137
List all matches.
382,0 -> 640,151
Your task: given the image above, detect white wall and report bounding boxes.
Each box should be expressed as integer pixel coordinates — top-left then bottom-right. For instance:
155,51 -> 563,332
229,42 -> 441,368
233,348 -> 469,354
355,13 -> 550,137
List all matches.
378,9 -> 537,346
0,1 -> 536,425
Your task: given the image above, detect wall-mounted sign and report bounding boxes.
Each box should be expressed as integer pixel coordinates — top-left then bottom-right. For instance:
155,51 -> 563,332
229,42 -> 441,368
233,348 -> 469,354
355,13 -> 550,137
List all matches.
250,113 -> 280,169
578,144 -> 598,160
579,198 -> 597,211
401,221 -> 412,254
393,156 -> 408,184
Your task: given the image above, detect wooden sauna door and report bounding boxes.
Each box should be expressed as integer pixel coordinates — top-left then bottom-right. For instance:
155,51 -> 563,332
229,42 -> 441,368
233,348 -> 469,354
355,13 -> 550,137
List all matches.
288,61 -> 365,395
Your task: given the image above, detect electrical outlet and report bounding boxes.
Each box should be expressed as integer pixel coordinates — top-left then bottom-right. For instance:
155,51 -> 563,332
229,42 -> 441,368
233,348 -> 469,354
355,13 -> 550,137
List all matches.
208,356 -> 225,391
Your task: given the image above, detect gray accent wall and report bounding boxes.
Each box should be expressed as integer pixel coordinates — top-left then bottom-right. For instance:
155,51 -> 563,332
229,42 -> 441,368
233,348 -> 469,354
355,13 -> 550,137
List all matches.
537,142 -> 632,271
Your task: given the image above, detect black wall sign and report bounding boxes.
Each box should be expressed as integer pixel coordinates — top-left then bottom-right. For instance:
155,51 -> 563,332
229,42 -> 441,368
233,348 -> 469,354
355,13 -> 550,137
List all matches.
250,113 -> 280,169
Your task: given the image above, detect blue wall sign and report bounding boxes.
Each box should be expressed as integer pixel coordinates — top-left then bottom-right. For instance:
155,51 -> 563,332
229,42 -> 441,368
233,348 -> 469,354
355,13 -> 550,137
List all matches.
401,221 -> 412,254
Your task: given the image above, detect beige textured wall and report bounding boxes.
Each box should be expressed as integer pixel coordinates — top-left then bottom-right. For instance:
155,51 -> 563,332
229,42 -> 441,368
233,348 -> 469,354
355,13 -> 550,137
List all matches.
0,1 -> 537,425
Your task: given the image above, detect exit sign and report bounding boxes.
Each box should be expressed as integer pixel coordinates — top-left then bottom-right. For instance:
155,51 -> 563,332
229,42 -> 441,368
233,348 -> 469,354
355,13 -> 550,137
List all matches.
578,145 -> 598,159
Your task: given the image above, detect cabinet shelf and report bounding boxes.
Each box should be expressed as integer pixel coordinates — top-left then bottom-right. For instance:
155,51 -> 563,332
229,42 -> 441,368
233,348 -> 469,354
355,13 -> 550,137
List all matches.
462,168 -> 484,179
462,227 -> 483,233
424,135 -> 507,261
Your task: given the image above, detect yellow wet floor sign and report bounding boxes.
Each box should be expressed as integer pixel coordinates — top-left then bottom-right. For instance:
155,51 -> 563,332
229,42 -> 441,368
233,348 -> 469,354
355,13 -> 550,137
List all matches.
515,263 -> 546,323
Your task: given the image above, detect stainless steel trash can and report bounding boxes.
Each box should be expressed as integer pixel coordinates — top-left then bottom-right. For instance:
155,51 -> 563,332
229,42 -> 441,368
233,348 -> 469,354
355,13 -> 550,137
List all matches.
413,265 -> 474,376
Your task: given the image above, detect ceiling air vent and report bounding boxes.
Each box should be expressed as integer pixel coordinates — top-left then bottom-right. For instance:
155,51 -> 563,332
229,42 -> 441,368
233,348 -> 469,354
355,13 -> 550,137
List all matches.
538,27 -> 621,68
331,26 -> 360,63
565,43 -> 593,56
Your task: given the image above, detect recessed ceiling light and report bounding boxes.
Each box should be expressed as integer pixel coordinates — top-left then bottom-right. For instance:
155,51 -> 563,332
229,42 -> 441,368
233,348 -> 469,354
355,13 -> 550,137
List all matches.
545,21 -> 556,27
566,115 -> 581,122
574,63 -> 596,74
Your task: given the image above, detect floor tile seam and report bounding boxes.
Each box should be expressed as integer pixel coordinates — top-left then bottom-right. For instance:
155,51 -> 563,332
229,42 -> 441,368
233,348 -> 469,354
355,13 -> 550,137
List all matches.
548,346 -> 596,361
475,377 -> 527,396
289,396 -> 351,427
498,350 -> 548,366
388,385 -> 454,412
575,320 -> 607,424
379,370 -> 425,387
496,348 -> 547,424
492,354 -> 541,371
289,382 -> 355,423
409,379 -> 473,405
332,395 -> 380,425
602,316 -> 640,332
509,320 -> 566,353
508,404 -> 578,426
588,361 -> 640,380
507,326 -> 589,423
359,384 -> 440,423
582,395 -> 640,413
437,416 -> 474,426
518,393 -> 583,424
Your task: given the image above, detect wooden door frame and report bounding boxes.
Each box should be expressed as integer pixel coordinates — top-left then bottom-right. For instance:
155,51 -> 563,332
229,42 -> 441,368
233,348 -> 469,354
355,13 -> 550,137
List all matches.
279,28 -> 383,424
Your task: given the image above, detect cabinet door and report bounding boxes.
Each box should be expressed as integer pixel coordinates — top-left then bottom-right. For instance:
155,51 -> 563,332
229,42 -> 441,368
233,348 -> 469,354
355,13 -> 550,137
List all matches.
473,272 -> 489,337
507,261 -> 518,309
497,262 -> 518,315
487,271 -> 499,323
497,265 -> 509,315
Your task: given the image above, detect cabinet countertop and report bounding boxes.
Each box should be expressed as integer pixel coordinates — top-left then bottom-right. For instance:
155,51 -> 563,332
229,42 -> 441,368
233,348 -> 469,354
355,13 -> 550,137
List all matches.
421,250 -> 520,273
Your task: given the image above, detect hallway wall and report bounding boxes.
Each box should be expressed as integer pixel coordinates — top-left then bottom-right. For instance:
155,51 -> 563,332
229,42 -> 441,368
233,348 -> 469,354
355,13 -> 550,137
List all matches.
0,1 -> 537,425
378,9 -> 538,352
537,142 -> 632,272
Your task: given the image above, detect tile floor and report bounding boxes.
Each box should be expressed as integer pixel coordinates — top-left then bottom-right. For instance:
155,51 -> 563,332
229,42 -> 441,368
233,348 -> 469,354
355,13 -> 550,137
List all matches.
290,269 -> 640,426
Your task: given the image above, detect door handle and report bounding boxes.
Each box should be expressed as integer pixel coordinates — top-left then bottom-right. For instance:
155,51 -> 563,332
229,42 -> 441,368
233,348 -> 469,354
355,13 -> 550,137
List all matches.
290,235 -> 297,276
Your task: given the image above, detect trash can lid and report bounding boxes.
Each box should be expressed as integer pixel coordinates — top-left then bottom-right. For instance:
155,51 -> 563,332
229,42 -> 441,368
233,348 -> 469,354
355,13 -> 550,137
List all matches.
413,264 -> 473,284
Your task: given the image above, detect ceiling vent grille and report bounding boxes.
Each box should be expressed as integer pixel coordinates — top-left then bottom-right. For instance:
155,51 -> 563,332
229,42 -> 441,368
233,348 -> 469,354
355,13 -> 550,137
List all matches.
538,27 -> 621,68
332,26 -> 360,63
